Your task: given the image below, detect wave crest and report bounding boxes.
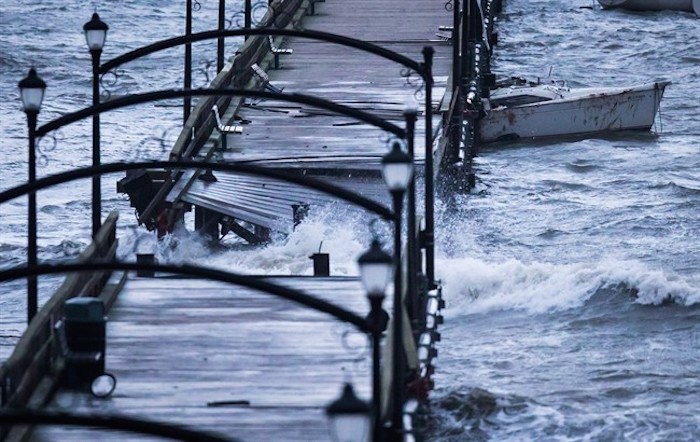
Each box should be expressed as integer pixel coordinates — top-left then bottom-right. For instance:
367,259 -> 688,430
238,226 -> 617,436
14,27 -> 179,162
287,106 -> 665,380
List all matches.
438,257 -> 699,315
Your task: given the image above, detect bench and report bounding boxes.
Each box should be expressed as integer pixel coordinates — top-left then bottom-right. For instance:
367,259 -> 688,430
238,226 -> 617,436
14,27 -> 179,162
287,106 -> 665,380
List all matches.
436,26 -> 453,42
212,104 -> 243,151
268,36 -> 293,70
251,63 -> 284,94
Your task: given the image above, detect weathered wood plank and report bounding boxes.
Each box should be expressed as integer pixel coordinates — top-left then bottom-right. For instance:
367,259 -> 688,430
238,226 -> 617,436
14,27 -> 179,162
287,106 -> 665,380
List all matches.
31,276 -> 383,441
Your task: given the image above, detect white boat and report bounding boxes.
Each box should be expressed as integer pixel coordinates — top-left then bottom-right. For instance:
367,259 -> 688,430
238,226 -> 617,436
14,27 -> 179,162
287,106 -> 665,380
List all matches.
479,80 -> 670,143
598,0 -> 700,14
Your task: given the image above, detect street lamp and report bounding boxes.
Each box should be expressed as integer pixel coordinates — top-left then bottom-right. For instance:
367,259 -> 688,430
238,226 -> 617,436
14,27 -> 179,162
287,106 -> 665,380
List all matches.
358,238 -> 392,442
19,68 -> 46,112
381,142 -> 413,192
358,239 -> 393,296
18,67 -> 46,324
83,12 -> 108,237
84,13 -> 109,50
380,142 -> 412,440
326,383 -> 371,442
402,106 -> 418,325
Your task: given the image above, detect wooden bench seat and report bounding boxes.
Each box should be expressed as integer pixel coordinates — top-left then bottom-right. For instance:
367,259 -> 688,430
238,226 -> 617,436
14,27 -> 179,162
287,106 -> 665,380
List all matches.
212,104 -> 243,151
268,36 -> 293,69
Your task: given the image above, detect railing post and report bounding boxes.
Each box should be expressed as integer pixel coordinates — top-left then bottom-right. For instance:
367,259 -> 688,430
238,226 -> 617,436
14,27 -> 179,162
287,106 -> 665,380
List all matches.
244,0 -> 252,40
217,0 -> 225,73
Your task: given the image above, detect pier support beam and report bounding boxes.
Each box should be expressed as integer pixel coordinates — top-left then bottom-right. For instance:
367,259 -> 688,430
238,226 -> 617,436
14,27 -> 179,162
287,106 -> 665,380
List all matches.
194,207 -> 221,240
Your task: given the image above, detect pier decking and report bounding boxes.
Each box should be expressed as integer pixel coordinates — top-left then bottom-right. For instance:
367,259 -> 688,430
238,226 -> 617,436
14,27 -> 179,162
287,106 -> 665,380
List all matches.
33,275 -> 378,441
166,0 -> 451,234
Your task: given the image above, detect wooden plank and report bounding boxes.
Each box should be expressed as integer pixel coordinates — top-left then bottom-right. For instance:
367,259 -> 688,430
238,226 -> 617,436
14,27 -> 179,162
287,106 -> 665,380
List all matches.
167,0 -> 452,232
31,276 -> 384,441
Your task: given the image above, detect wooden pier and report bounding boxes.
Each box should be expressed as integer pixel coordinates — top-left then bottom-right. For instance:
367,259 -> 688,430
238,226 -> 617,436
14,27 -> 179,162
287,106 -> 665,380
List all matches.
1,0 -> 499,440
137,0 -> 453,239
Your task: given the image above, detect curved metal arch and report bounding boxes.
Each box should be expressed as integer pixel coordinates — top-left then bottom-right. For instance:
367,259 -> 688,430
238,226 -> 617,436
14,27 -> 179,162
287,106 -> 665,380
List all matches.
0,161 -> 395,221
0,262 -> 371,333
36,89 -> 405,139
0,409 -> 236,442
100,28 -> 426,80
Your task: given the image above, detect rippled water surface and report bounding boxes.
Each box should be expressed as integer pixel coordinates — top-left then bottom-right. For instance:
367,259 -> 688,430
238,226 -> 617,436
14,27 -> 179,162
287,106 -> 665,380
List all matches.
1,0 -> 699,440
426,1 -> 700,440
0,0 -> 242,354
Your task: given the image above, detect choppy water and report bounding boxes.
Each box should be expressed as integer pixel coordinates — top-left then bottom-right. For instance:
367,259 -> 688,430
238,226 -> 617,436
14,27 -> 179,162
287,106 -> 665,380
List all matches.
0,0 -> 242,351
1,0 -> 699,440
425,2 -> 700,440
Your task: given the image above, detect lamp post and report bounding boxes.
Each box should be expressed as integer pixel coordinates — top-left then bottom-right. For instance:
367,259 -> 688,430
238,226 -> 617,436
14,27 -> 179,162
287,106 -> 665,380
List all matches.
185,0 -> 193,123
403,106 -> 418,324
326,383 -> 371,442
421,46 -> 436,288
381,142 -> 413,441
358,239 -> 392,442
83,12 -> 108,237
18,67 -> 46,324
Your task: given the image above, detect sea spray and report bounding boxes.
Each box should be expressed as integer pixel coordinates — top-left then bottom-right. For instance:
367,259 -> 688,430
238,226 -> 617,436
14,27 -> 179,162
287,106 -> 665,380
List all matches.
117,204 -> 372,276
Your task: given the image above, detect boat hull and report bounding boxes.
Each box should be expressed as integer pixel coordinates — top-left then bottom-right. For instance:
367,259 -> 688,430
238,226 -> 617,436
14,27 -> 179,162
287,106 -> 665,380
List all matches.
597,0 -> 698,12
479,82 -> 669,143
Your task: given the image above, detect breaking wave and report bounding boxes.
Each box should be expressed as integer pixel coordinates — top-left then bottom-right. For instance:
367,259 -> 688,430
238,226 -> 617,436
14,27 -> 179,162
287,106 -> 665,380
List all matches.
438,256 -> 700,315
117,204 -> 371,276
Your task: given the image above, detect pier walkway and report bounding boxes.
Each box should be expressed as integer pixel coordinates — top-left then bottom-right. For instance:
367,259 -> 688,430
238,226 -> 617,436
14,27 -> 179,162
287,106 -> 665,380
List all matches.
164,0 -> 451,235
33,274 -> 378,441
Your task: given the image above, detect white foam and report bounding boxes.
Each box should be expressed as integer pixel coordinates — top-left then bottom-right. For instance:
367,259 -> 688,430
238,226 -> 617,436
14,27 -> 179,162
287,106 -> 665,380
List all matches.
209,214 -> 365,275
118,206 -> 372,276
438,256 -> 699,315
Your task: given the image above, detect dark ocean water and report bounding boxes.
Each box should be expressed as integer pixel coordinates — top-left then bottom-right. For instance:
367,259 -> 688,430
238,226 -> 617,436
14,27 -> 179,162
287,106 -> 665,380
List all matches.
0,0 -> 242,353
425,1 -> 700,440
1,0 -> 699,440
